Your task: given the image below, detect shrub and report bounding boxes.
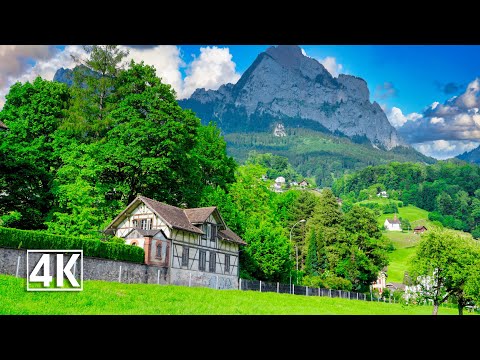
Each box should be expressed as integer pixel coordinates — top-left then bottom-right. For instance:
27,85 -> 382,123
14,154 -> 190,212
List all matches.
0,227 -> 144,263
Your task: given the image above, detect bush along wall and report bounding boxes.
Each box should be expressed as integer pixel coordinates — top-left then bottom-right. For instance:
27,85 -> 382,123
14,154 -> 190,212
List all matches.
0,227 -> 144,263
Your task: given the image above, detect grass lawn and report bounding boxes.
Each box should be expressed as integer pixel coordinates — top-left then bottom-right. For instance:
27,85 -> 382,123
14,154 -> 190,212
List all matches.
0,274 -> 464,315
387,246 -> 417,283
378,205 -> 429,227
384,230 -> 421,248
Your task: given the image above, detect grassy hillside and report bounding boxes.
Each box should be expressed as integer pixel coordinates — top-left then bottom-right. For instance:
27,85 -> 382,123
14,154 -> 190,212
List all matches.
387,247 -> 417,283
224,129 -> 435,187
0,275 -> 463,315
355,198 -> 430,284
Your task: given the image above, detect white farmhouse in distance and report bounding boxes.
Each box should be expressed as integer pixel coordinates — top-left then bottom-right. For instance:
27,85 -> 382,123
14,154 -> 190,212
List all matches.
377,190 -> 388,198
384,214 -> 401,231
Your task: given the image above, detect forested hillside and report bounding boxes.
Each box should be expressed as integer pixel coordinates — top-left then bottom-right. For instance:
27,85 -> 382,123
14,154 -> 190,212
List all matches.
332,160 -> 480,236
225,128 -> 435,187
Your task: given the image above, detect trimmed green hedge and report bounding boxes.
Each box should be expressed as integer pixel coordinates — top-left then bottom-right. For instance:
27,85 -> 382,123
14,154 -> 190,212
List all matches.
0,227 -> 144,263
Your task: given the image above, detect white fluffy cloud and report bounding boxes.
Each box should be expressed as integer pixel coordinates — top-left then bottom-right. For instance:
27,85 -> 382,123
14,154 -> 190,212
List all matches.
0,45 -> 241,108
0,45 -> 58,87
412,140 -> 480,159
182,46 -> 241,99
399,77 -> 480,146
0,45 -> 85,109
124,45 -> 185,98
386,106 -> 422,128
319,56 -> 343,78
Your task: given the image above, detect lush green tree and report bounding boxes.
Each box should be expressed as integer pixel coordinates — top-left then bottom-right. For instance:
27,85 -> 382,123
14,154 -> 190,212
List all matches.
194,122 -> 236,190
45,140 -> 111,238
436,191 -> 454,215
341,206 -> 391,292
0,78 -> 70,229
241,219 -> 291,282
100,61 -> 202,206
400,217 -> 411,232
409,227 -> 479,315
63,45 -> 129,139
304,228 -> 319,276
308,188 -> 344,273
287,190 -> 318,268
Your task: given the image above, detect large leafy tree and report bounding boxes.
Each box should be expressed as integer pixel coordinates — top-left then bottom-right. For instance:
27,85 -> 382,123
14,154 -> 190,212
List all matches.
101,61 -> 202,206
287,190 -> 318,268
307,188 -> 344,272
341,206 -> 391,292
410,227 -> 480,315
0,78 -> 70,229
63,45 -> 129,139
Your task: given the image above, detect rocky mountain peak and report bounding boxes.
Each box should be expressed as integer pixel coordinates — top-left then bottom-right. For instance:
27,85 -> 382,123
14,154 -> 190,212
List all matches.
265,45 -> 304,68
179,45 -> 407,150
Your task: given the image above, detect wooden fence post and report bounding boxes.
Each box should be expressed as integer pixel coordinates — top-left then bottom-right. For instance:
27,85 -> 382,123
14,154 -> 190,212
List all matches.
277,282 -> 279,293
157,269 -> 160,284
118,266 -> 122,283
260,280 -> 262,292
189,272 -> 192,287
239,278 -> 242,290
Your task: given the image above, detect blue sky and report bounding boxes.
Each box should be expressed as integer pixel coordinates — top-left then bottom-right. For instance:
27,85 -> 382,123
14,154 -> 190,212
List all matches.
1,45 -> 480,159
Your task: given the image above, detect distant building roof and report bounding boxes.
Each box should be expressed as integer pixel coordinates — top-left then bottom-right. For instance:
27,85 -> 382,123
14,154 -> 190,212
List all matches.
385,218 -> 400,225
386,282 -> 406,291
275,176 -> 286,183
414,225 -> 427,230
0,121 -> 8,130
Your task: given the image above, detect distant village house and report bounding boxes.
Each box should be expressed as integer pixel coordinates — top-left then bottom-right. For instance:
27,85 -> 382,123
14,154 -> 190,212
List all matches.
384,214 -> 401,231
413,225 -> 427,234
372,268 -> 387,294
104,195 -> 246,289
299,179 -> 309,188
377,190 -> 388,198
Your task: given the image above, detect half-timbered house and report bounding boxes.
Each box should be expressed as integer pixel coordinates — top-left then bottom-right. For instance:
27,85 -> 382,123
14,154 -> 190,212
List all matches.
104,195 -> 246,289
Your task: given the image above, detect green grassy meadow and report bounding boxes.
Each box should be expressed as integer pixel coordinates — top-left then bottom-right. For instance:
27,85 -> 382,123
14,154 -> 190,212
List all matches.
0,274 -> 464,315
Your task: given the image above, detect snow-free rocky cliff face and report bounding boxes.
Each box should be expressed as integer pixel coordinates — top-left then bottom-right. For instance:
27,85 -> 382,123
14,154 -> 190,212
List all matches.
179,45 -> 407,150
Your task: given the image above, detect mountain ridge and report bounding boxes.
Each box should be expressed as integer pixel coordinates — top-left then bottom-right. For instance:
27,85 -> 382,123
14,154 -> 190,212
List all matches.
179,45 -> 407,150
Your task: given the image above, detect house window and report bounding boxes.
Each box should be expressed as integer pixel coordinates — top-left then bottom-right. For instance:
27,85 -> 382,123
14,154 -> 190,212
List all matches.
211,224 -> 217,242
132,220 -> 138,228
141,218 -> 152,230
209,251 -> 216,273
131,241 -> 138,246
206,223 -> 211,239
182,246 -> 189,267
156,242 -> 163,259
199,250 -> 206,271
225,254 -> 230,273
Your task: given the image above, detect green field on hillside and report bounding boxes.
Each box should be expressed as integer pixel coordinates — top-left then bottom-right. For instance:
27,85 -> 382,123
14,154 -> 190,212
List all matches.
357,198 -> 431,229
387,246 -> 417,283
0,275 -> 464,315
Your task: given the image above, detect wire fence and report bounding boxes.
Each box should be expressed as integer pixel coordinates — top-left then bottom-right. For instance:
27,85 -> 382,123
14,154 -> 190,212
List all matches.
238,278 -> 400,303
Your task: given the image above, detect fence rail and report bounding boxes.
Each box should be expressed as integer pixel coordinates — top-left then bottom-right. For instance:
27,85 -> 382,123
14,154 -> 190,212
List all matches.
238,278 -> 394,302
